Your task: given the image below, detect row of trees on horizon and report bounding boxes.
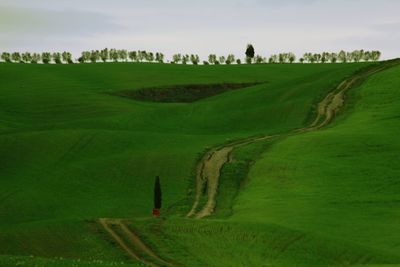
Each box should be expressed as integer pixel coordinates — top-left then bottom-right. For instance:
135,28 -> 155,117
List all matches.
0,48 -> 382,65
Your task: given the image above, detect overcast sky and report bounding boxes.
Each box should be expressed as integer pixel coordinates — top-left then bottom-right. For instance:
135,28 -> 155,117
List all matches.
0,0 -> 399,60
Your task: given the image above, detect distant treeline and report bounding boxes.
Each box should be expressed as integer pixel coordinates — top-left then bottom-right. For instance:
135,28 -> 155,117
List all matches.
0,49 -> 381,65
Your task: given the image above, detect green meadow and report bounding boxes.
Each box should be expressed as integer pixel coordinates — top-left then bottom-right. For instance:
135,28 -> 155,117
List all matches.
1,61 -> 399,266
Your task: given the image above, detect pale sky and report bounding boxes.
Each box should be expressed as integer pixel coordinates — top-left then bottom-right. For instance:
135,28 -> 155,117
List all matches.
0,0 -> 399,60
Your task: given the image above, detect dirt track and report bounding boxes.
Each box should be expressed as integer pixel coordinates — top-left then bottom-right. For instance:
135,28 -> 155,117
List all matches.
187,60 -> 400,219
99,218 -> 174,267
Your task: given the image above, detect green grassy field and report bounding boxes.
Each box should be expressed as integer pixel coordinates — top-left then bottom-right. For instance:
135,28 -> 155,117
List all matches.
1,61 -> 399,266
129,63 -> 400,267
231,64 -> 400,253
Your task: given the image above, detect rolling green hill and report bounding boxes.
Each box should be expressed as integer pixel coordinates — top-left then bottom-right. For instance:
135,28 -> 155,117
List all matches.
231,63 -> 400,256
2,61 -> 398,266
125,61 -> 400,267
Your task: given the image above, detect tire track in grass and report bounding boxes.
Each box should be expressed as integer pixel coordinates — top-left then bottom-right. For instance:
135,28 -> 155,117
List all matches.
55,132 -> 97,165
99,218 -> 176,267
187,135 -> 276,219
187,59 -> 400,219
98,219 -> 144,263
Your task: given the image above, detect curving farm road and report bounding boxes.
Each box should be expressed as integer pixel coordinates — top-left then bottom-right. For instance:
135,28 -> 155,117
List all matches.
187,59 -> 400,219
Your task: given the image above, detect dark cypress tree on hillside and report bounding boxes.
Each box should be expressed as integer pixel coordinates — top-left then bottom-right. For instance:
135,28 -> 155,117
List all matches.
154,176 -> 162,210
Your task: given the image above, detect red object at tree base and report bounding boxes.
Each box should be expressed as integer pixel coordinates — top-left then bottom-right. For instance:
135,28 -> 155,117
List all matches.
152,208 -> 160,217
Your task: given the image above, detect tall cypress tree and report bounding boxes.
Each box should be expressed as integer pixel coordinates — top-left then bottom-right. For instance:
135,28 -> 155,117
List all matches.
154,176 -> 162,209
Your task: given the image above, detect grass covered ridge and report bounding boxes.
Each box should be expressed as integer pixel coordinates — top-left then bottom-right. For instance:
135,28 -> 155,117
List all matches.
230,64 -> 400,261
116,61 -> 400,267
3,61 -> 397,266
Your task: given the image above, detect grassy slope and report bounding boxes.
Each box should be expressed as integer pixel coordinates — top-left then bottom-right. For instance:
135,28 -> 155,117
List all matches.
0,62 -> 367,262
134,217 -> 400,267
229,65 -> 400,262
131,64 -> 400,267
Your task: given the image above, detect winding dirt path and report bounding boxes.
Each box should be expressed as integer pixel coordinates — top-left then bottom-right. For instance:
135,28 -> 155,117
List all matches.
187,60 -> 400,219
187,135 -> 277,219
99,218 -> 175,267
98,60 -> 399,264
